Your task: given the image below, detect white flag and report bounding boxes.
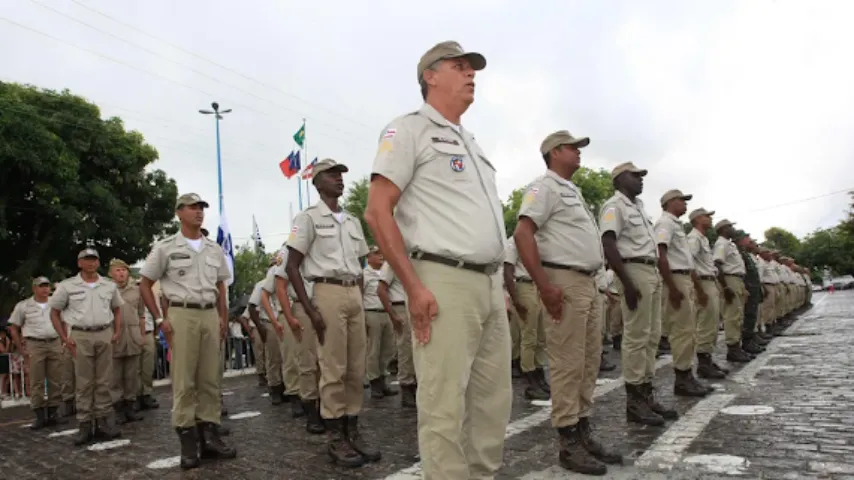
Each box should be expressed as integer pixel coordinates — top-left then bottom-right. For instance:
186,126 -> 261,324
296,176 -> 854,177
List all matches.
216,205 -> 235,287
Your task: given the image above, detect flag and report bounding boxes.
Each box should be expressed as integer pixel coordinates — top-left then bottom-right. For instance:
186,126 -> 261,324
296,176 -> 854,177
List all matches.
216,206 -> 235,287
252,215 -> 265,252
293,123 -> 305,148
301,157 -> 318,180
278,151 -> 301,179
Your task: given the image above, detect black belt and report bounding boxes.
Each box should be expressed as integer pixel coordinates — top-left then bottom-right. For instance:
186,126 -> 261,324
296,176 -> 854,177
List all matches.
391,301 -> 405,306
313,277 -> 359,287
671,269 -> 692,275
410,251 -> 501,275
25,336 -> 59,342
516,277 -> 534,284
365,308 -> 385,313
169,300 -> 216,310
541,261 -> 597,277
71,324 -> 111,332
725,274 -> 745,279
624,257 -> 657,266
763,283 -> 778,286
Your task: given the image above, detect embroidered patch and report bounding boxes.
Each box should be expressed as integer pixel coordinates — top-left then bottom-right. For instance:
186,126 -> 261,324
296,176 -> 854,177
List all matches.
602,207 -> 617,223
378,139 -> 393,154
450,156 -> 465,172
178,270 -> 186,277
383,128 -> 397,139
287,225 -> 299,242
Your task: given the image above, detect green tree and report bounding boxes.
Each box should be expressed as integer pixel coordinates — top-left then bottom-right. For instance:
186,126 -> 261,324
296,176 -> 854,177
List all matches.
341,176 -> 374,246
502,187 -> 525,235
799,226 -> 854,276
230,245 -> 271,304
0,82 -> 178,313
763,227 -> 802,259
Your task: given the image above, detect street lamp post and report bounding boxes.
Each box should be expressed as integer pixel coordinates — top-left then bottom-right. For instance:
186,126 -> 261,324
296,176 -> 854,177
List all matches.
199,102 -> 232,215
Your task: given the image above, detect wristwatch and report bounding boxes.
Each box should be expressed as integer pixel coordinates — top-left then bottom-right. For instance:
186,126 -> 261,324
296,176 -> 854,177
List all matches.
155,317 -> 164,326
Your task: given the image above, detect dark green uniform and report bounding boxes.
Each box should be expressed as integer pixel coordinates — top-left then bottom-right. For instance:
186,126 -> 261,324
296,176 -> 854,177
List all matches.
739,246 -> 763,342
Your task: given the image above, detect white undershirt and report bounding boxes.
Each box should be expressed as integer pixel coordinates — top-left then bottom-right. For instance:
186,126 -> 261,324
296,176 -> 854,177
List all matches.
186,237 -> 203,251
333,212 -> 344,223
86,282 -> 97,289
37,302 -> 47,310
450,124 -> 462,134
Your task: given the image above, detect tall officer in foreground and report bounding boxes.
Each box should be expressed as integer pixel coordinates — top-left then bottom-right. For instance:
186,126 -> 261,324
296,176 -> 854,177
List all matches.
365,41 -> 512,479
139,193 -> 236,469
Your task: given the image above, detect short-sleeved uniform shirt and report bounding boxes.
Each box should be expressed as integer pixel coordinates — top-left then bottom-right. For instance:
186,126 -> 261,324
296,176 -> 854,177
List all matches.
249,279 -> 277,321
760,258 -> 779,284
518,170 -> 604,271
115,282 -> 145,356
379,262 -> 405,303
371,103 -> 507,264
653,212 -> 694,271
599,191 -> 658,260
712,237 -> 746,275
503,237 -> 532,280
49,274 -> 124,327
362,267 -> 384,310
263,251 -> 315,302
687,229 -> 717,277
140,233 -> 231,304
287,201 -> 369,280
9,296 -> 58,339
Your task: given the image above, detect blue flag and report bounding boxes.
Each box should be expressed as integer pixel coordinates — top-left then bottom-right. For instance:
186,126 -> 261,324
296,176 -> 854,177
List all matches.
217,205 -> 235,286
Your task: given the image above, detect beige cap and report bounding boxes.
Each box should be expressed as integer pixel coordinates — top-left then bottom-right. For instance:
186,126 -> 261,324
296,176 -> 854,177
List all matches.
539,130 -> 590,155
176,193 -> 209,210
109,258 -> 130,269
660,189 -> 693,207
714,219 -> 735,230
311,158 -> 349,179
417,41 -> 486,83
78,248 -> 100,259
32,276 -> 50,286
688,207 -> 715,221
611,162 -> 648,180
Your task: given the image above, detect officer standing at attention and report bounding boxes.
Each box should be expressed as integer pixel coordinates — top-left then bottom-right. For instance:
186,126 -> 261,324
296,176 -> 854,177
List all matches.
363,246 -> 399,399
686,208 -> 729,379
376,256 -> 414,408
8,276 -> 67,429
286,158 -> 377,468
654,190 -> 710,397
248,275 -> 286,405
49,248 -> 123,445
107,259 -> 145,424
515,130 -> 623,475
139,193 -> 236,469
734,232 -> 767,356
712,220 -> 751,363
365,41 -> 512,479
600,163 -> 677,426
137,280 -> 161,411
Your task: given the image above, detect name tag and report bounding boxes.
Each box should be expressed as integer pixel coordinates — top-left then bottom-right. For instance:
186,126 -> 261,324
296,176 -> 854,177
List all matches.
431,137 -> 460,146
169,253 -> 191,260
316,224 -> 335,230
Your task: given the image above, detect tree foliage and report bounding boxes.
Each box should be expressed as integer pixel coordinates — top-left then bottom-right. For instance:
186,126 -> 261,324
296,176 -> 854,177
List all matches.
0,82 -> 178,313
763,227 -> 802,259
230,245 -> 270,304
341,176 -> 374,246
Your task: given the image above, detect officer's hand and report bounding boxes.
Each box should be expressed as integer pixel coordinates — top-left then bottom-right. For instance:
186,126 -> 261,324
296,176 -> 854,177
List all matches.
513,301 -> 528,321
697,290 -> 709,307
64,338 -> 77,358
389,315 -> 404,336
408,285 -> 438,345
668,287 -> 684,310
624,284 -> 642,311
257,325 -> 267,343
219,322 -> 228,342
111,330 -> 120,344
539,284 -> 564,322
723,287 -> 735,304
308,309 -> 327,345
272,321 -> 285,341
286,316 -> 304,343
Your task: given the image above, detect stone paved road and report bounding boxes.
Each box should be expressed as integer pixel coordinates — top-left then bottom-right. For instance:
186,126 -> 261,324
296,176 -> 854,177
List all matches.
1,290 -> 850,479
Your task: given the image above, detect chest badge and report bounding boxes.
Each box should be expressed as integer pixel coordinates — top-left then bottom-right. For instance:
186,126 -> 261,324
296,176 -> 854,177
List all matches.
450,156 -> 465,172
179,270 -> 186,277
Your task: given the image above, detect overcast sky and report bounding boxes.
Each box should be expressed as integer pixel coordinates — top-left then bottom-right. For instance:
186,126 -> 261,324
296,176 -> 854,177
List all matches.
3,0 -> 853,250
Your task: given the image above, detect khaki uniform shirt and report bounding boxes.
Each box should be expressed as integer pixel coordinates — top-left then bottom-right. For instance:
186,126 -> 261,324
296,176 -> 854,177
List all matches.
371,103 -> 507,264
599,191 -> 658,260
687,229 -> 717,277
503,237 -> 531,280
49,274 -> 124,328
712,237 -> 746,275
518,171 -> 604,271
654,212 -> 694,271
288,201 -> 369,280
249,280 -> 276,321
761,258 -> 780,284
9,297 -> 58,339
265,254 -> 315,302
140,233 -> 231,304
379,262 -> 405,303
362,267 -> 384,310
114,282 -> 144,357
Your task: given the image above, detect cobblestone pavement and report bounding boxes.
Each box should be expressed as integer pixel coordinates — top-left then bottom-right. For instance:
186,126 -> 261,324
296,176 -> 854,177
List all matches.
1,291 -> 850,479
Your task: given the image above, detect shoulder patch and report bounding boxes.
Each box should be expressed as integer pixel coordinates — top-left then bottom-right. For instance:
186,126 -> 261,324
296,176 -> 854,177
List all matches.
383,128 -> 397,139
378,139 -> 393,154
602,207 -> 617,223
522,186 -> 540,207
287,225 -> 299,242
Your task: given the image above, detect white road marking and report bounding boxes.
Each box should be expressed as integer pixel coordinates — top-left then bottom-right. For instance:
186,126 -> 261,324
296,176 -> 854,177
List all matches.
720,405 -> 774,416
596,378 -> 618,386
228,411 -> 261,420
48,428 -> 78,438
222,391 -> 235,396
152,367 -> 258,387
530,400 -> 550,407
759,365 -> 794,371
683,454 -> 750,475
261,393 -> 270,397
88,439 -> 131,451
20,423 -> 31,428
147,456 -> 180,469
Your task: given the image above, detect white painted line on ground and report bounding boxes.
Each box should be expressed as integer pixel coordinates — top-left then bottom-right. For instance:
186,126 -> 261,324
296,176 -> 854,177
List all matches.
759,365 -> 794,371
48,428 -> 78,438
20,423 -> 32,428
228,411 -> 261,420
152,367 -> 258,387
683,454 -> 750,475
147,456 -> 180,469
720,405 -> 774,416
88,438 -> 131,451
260,393 -> 270,398
222,391 -> 235,396
383,356 -> 674,480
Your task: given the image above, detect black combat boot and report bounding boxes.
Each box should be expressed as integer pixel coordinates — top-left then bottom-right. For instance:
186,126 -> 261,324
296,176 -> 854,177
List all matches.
198,422 -> 237,459
378,375 -> 398,397
124,400 -> 143,422
346,415 -> 381,462
535,368 -> 551,395
73,420 -> 94,446
511,358 -> 523,379
401,384 -> 417,408
215,423 -> 231,436
578,417 -> 623,465
742,336 -> 765,355
114,402 -> 128,425
303,399 -> 326,434
95,414 -> 122,440
63,398 -> 76,417
369,378 -> 386,399
326,417 -> 365,468
556,425 -> 607,475
524,371 -> 550,401
696,353 -> 726,379
644,383 -> 679,420
175,427 -> 200,469
287,395 -> 305,418
612,334 -> 622,351
257,373 -> 268,387
30,408 -> 47,430
139,394 -> 159,410
46,406 -> 67,426
674,369 -> 709,397
270,383 -> 285,405
726,343 -> 752,363
625,384 -> 664,426
658,336 -> 671,354
599,352 -> 616,372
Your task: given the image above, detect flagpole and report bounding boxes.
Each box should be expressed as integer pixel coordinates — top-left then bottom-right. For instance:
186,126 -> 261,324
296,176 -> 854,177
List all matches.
304,118 -> 310,207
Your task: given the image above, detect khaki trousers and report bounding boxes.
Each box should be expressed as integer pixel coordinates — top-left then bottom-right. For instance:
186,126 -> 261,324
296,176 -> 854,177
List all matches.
60,347 -> 75,402
110,354 -> 140,403
516,282 -> 547,373
775,284 -> 786,321
543,268 -> 602,428
509,306 -> 521,361
71,327 -> 114,422
26,338 -> 63,410
277,314 -> 300,396
292,302 -> 320,400
365,310 -> 395,381
138,332 -> 155,396
722,276 -> 746,345
695,279 -> 720,354
662,274 -> 696,370
606,295 -> 623,336
412,260 -> 512,480
616,263 -> 662,385
252,327 -> 266,376
314,283 -> 366,419
391,304 -> 415,386
259,321 -> 283,387
169,307 -> 221,428
760,285 -> 777,327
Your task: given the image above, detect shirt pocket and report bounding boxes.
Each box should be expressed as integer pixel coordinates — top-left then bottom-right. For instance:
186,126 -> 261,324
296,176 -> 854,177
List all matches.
204,256 -> 222,281
98,291 -> 114,313
427,142 -> 472,184
345,222 -> 365,256
167,258 -> 194,281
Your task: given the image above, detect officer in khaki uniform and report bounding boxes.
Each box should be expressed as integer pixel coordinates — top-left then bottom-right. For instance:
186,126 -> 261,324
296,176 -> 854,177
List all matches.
600,162 -> 677,426
8,276 -> 66,429
139,193 -> 236,469
515,130 -> 622,475
286,158 -> 377,468
712,219 -> 751,363
365,41 -> 512,479
248,276 -> 285,404
754,248 -> 777,340
49,248 -> 123,445
376,258 -> 415,408
108,259 -> 145,424
363,246 -> 399,399
654,190 -> 710,397
137,280 -> 161,411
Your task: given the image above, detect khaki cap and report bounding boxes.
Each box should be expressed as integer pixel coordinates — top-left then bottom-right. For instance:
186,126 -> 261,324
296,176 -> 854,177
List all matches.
176,193 -> 209,210
539,130 -> 590,155
417,41 -> 486,83
109,258 -> 130,269
32,276 -> 50,286
78,248 -> 100,259
714,219 -> 735,231
311,158 -> 349,178
611,162 -> 648,180
688,207 -> 715,221
660,189 -> 693,207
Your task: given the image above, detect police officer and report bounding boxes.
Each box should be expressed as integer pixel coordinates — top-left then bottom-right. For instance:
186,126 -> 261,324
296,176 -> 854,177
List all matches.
248,273 -> 285,405
365,40 -> 512,479
363,246 -> 398,399
108,259 -> 145,424
756,248 -> 779,338
600,163 -> 677,426
376,255 -> 414,408
286,158 -> 377,468
49,248 -> 123,445
712,220 -> 752,363
8,276 -> 67,429
139,193 -> 236,469
515,130 -> 622,475
137,280 -> 161,411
